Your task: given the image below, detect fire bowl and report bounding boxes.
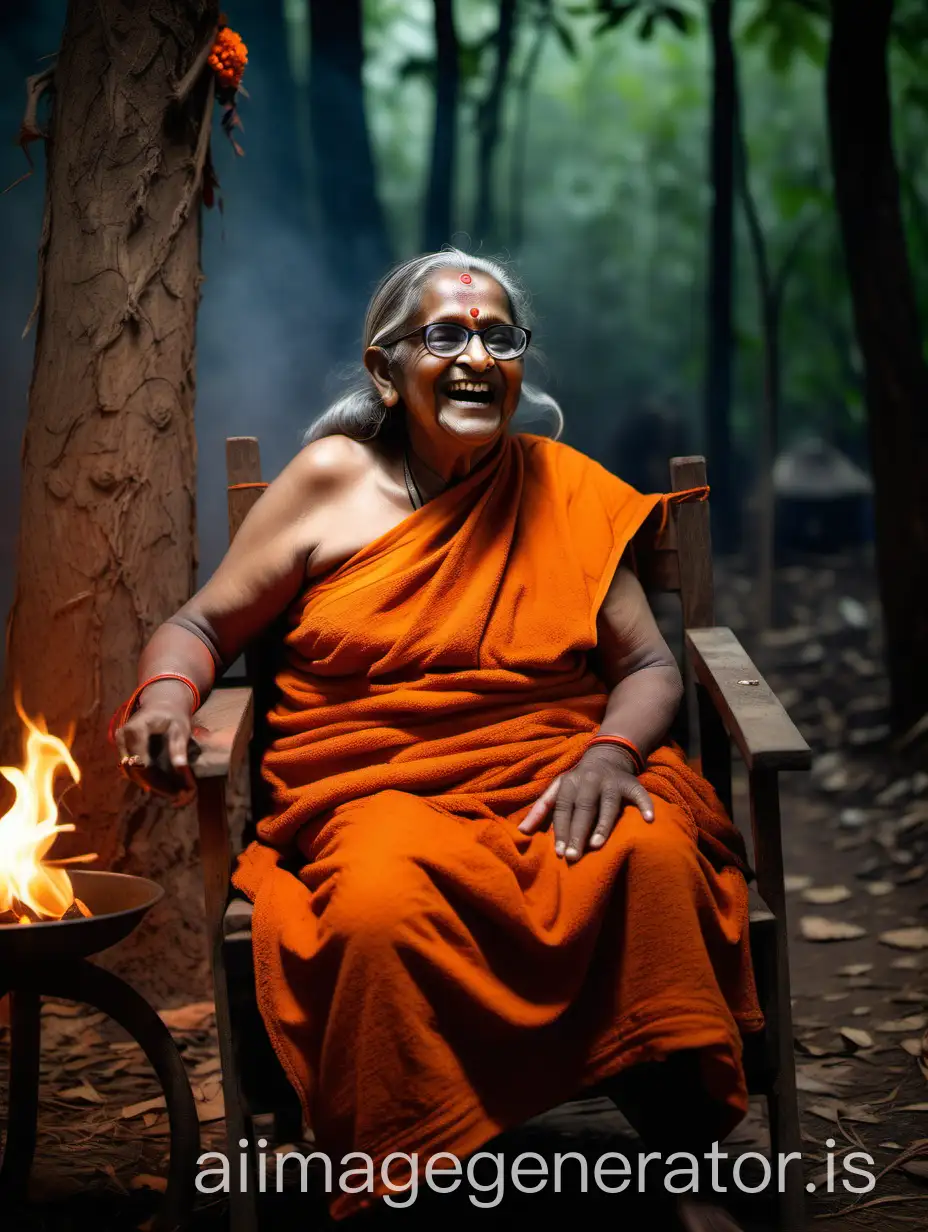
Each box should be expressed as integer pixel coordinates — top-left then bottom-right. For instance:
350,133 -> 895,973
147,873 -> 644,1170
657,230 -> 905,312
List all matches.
0,870 -> 164,965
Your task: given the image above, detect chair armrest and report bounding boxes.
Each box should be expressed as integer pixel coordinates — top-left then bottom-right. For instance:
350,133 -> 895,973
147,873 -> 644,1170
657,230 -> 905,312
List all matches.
190,686 -> 254,780
686,627 -> 811,772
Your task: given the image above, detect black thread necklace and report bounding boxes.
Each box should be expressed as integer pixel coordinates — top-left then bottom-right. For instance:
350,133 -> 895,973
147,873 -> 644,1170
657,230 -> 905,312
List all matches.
403,444 -> 449,511
403,444 -> 424,510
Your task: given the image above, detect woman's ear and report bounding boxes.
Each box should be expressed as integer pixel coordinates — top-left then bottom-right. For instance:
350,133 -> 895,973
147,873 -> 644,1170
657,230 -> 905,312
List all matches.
363,346 -> 399,407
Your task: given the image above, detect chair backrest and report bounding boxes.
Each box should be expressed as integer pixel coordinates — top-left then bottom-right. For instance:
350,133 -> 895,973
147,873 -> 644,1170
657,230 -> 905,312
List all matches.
223,439 -> 719,834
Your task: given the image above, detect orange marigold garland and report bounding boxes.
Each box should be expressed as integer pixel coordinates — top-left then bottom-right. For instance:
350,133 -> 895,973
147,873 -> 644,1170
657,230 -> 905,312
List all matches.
208,25 -> 248,93
208,16 -> 248,167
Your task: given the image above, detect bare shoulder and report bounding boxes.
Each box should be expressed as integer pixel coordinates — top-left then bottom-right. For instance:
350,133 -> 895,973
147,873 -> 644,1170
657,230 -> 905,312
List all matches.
289,433 -> 376,494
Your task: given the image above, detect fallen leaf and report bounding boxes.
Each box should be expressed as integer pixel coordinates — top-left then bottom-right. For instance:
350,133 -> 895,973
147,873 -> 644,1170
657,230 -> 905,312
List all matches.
99,1162 -> 127,1194
865,881 -> 895,897
880,928 -> 928,951
195,1091 -> 225,1123
839,964 -> 873,977
807,1100 -> 881,1125
898,1104 -> 928,1112
191,1057 -> 222,1077
42,1002 -> 84,1017
130,1175 -> 167,1193
875,1016 -> 928,1033
840,1027 -> 874,1049
796,1073 -> 845,1096
786,874 -> 814,893
794,1040 -> 830,1057
899,865 -> 927,885
801,917 -> 867,942
157,1001 -> 215,1031
802,885 -> 852,905
59,1081 -> 104,1104
121,1096 -> 166,1120
901,1040 -> 924,1057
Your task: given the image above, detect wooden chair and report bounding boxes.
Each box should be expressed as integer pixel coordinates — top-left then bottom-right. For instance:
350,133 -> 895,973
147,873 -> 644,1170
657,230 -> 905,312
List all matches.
190,438 -> 811,1232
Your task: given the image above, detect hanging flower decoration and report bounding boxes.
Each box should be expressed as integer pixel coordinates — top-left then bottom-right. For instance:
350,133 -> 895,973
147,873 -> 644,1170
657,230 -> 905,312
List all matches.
207,16 -> 248,164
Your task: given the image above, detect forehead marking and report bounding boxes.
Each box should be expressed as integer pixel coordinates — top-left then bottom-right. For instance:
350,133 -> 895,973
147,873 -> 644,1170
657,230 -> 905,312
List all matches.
470,307 -> 480,318
460,273 -> 472,284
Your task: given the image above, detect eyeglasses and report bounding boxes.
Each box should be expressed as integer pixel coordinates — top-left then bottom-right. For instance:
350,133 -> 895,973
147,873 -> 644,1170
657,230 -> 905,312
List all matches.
378,322 -> 531,361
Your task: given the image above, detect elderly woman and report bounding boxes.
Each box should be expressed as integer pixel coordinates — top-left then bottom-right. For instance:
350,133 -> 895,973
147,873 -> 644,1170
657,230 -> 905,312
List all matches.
114,251 -> 762,1231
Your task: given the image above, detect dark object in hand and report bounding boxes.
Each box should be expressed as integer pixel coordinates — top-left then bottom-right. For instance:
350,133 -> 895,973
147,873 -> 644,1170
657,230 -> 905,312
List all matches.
142,733 -> 201,798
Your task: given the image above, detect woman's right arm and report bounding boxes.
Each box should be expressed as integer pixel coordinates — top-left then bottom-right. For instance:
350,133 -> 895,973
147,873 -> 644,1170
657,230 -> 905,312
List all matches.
114,436 -> 360,786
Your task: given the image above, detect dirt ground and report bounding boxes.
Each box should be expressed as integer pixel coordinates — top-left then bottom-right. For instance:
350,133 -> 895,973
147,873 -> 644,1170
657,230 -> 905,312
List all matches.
1,548 -> 926,1232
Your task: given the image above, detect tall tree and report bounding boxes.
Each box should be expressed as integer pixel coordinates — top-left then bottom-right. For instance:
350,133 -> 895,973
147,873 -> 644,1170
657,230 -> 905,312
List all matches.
734,70 -> 816,631
826,0 -> 928,733
473,0 -> 519,245
703,0 -> 736,550
0,0 -> 220,999
308,0 -> 391,340
423,0 -> 460,251
508,0 -> 555,252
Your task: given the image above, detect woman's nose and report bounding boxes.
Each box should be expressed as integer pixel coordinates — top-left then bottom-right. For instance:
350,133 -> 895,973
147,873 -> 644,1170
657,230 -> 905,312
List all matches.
460,336 -> 495,371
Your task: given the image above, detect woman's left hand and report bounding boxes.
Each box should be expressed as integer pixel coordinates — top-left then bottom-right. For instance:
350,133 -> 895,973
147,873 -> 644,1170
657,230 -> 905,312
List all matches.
518,744 -> 654,862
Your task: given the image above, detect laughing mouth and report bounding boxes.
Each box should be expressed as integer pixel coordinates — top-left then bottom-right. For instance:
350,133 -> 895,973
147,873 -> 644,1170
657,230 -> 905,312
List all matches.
442,380 -> 495,406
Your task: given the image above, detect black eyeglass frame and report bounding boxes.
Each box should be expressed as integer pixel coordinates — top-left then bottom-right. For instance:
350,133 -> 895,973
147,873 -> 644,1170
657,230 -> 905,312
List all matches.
377,321 -> 532,359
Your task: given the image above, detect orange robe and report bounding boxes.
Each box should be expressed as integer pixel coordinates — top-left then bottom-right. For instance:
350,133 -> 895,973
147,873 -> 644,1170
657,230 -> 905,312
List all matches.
231,432 -> 763,1220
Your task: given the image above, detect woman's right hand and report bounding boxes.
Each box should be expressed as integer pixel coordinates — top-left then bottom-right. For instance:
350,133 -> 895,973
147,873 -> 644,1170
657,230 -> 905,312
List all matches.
113,682 -> 199,805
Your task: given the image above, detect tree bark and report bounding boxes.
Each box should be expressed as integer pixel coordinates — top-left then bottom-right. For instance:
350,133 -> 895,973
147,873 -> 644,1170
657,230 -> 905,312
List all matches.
0,0 -> 219,1001
423,0 -> 460,251
703,0 -> 736,551
473,0 -> 518,245
307,0 -> 391,338
826,0 -> 928,734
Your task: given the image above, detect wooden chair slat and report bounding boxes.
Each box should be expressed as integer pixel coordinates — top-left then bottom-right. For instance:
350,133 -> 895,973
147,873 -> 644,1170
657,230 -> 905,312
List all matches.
226,437 -> 264,543
190,687 -> 253,780
686,627 -> 813,771
670,456 -> 714,628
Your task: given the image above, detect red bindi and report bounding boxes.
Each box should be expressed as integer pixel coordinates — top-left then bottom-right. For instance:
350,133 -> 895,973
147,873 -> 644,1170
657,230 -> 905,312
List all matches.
470,307 -> 480,318
460,274 -> 472,284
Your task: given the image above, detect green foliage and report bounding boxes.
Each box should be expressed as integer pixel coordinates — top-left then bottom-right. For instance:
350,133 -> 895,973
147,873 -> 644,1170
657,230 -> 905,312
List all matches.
740,1 -> 827,72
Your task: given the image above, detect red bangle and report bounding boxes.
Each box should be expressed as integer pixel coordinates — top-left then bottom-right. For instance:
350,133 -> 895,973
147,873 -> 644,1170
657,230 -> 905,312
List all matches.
108,673 -> 201,745
587,734 -> 646,776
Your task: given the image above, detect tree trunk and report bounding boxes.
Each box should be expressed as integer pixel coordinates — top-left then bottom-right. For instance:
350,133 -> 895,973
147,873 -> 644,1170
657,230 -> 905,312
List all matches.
307,0 -> 391,342
473,0 -> 518,245
423,0 -> 460,251
508,0 -> 552,252
0,0 -> 219,1002
826,0 -> 928,734
703,0 -> 736,551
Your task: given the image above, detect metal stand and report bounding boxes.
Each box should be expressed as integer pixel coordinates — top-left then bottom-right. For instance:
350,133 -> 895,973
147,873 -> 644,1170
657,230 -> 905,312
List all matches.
0,958 -> 200,1232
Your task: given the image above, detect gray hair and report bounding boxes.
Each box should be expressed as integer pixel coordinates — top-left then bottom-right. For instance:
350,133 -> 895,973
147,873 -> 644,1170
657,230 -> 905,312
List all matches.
302,248 -> 563,445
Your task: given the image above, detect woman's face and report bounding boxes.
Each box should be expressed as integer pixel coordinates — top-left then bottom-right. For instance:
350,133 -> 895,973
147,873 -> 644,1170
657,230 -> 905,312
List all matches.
370,269 -> 524,446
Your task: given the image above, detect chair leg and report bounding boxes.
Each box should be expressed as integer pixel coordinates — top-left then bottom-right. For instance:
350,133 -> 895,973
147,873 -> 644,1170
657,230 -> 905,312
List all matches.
198,777 -> 260,1232
768,1083 -> 805,1231
273,1101 -> 305,1146
0,989 -> 41,1203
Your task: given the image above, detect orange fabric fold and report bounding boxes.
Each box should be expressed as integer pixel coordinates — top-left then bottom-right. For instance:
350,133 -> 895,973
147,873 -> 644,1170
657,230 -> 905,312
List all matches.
231,433 -> 763,1220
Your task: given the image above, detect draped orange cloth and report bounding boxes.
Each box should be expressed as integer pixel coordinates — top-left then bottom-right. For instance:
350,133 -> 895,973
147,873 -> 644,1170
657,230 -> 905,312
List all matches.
231,432 -> 763,1219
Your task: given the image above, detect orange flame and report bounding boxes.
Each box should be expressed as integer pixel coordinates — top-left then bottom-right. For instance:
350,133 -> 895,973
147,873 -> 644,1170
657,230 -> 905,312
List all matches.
0,694 -> 96,923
